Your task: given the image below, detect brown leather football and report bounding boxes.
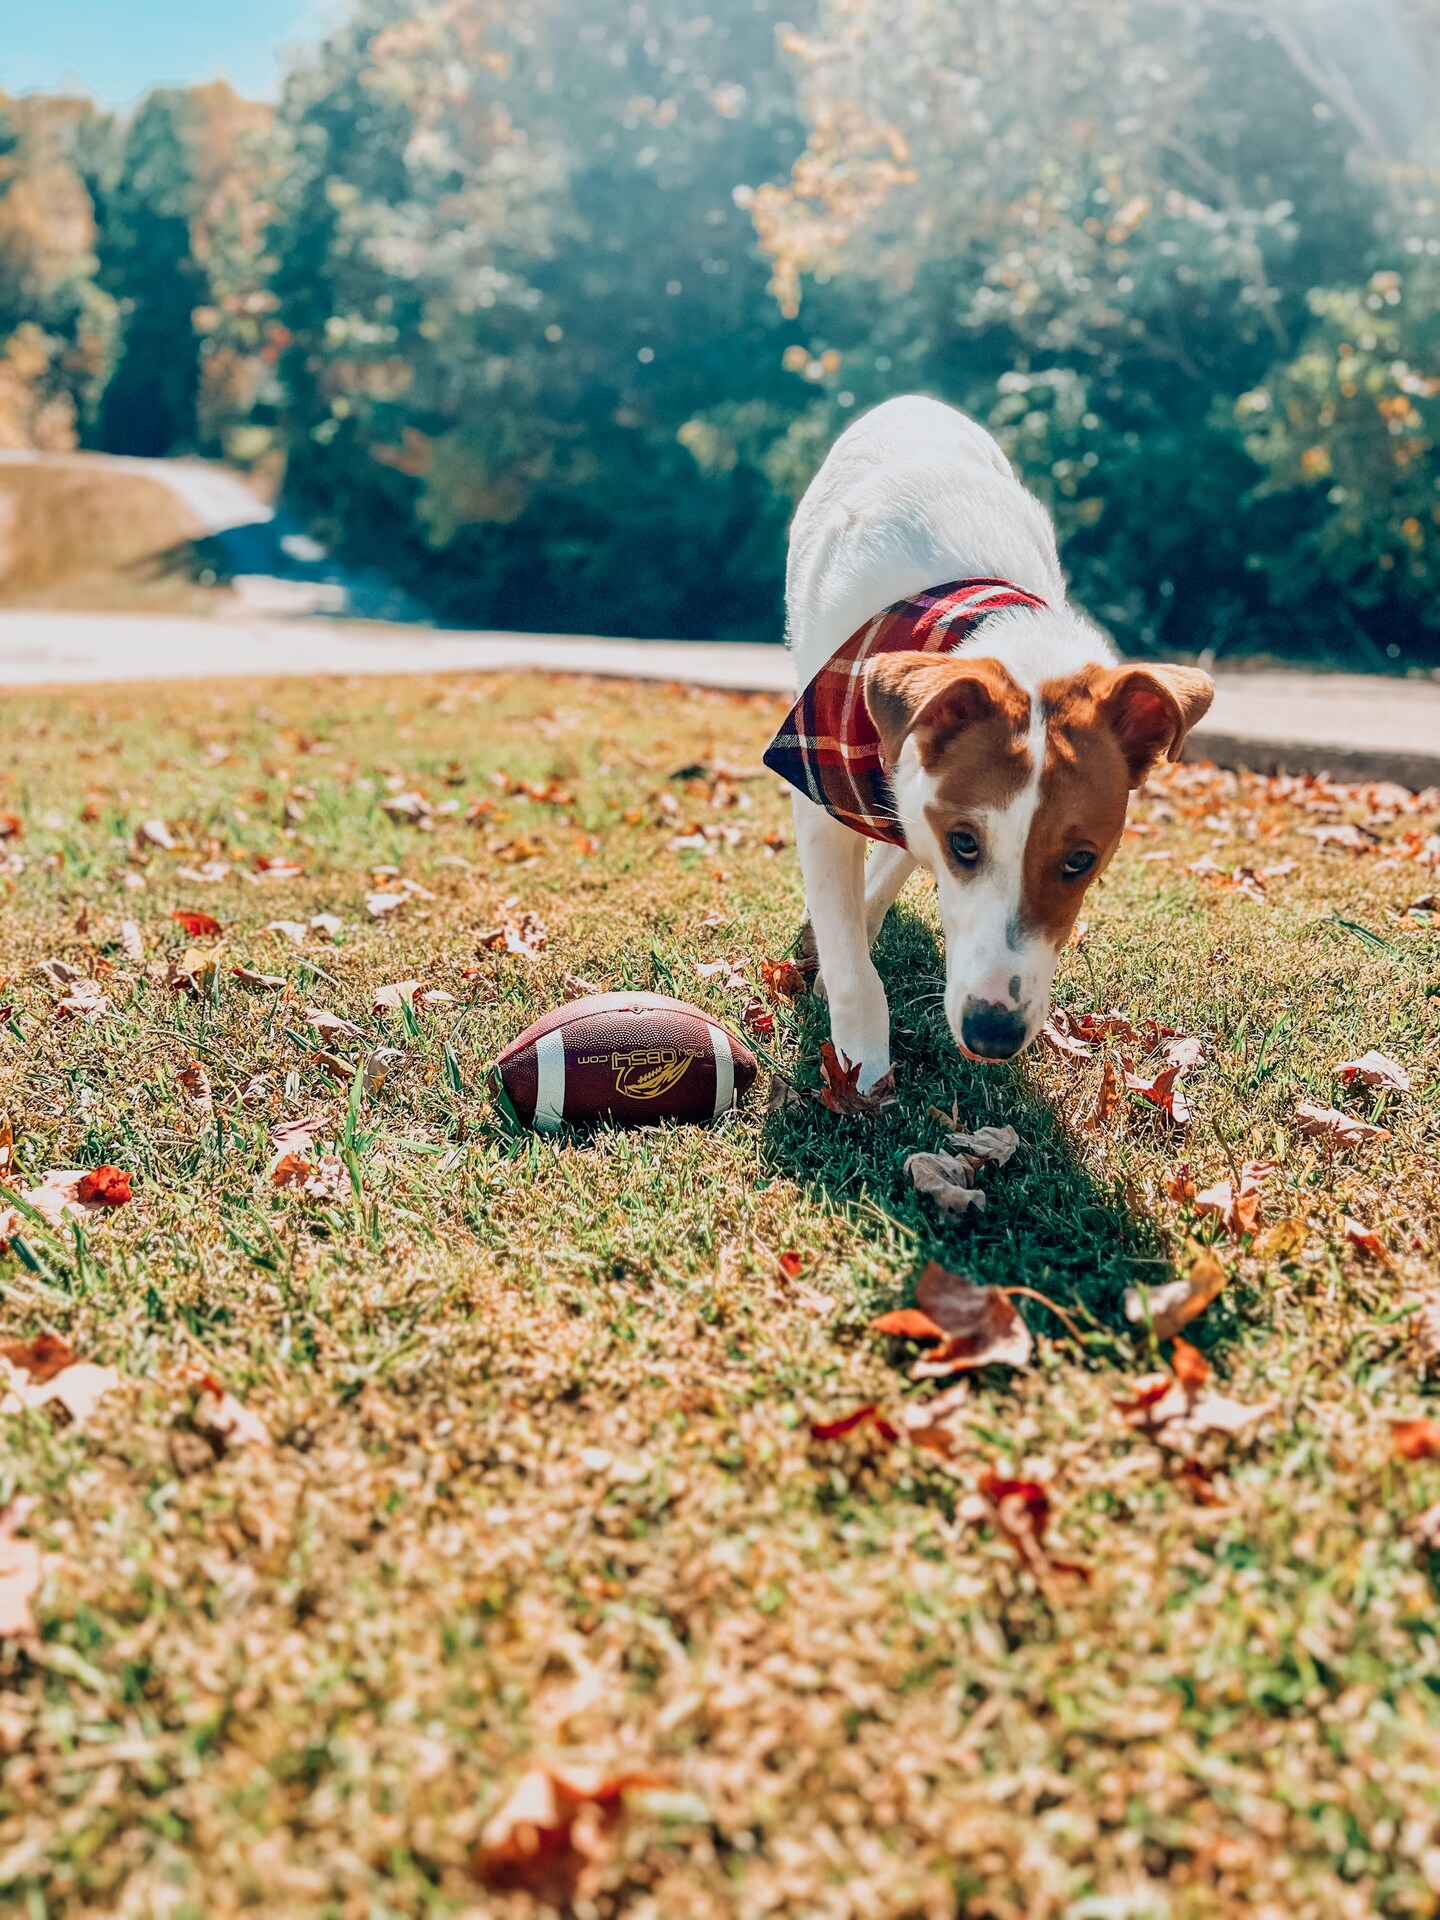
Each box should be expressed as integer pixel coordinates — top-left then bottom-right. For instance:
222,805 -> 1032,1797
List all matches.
495,991 -> 758,1131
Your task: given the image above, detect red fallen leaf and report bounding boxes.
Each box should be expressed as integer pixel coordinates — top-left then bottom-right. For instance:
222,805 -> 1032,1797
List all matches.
977,1470 -> 1090,1581
741,996 -> 775,1039
1073,1009 -> 1139,1045
818,1041 -> 895,1115
810,1403 -> 899,1444
177,1367 -> 271,1456
1172,1337 -> 1211,1393
1344,1215 -> 1393,1266
1193,1160 -> 1276,1241
171,909 -> 222,938
1167,1163 -> 1197,1205
0,1337 -> 123,1424
1393,1419 -> 1440,1462
475,1765 -> 669,1904
1122,1061 -> 1191,1124
0,1334 -> 77,1385
871,1307 -> 948,1340
778,1250 -> 803,1280
0,813 -> 22,841
1041,1012 -> 1093,1060
76,1165 -> 133,1208
1086,1055 -> 1121,1129
761,957 -> 807,1004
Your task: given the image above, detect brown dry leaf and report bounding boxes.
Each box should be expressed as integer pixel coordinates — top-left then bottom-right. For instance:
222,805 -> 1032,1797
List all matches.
307,1007 -> 366,1040
381,791 -> 432,826
809,1404 -> 898,1444
478,907 -> 548,960
1041,1012 -> 1093,1061
761,957 -> 807,1004
0,1337 -> 123,1426
944,1124 -> 1021,1170
1086,1055 -> 1121,1129
119,919 -> 145,962
178,1368 -> 271,1457
56,979 -> 110,1023
137,818 -> 176,850
893,1262 -> 1033,1378
266,920 -> 311,947
1119,1369 -> 1271,1452
818,1042 -> 894,1115
363,1048 -> 407,1096
905,1151 -> 985,1216
1344,1215 -> 1393,1266
1414,1502 -> 1440,1551
1336,1050 -> 1410,1093
1294,1100 -> 1390,1147
232,965 -> 289,994
373,980 -> 423,1013
0,1114 -> 11,1179
1257,1215 -> 1308,1260
1193,1160 -> 1277,1241
2,1166 -> 134,1238
474,1765 -> 668,1905
1304,822 -> 1379,853
177,1061 -> 214,1113
365,890 -> 407,920
1163,1034 -> 1208,1071
168,946 -> 221,998
897,1380 -> 973,1459
0,1498 -> 41,1640
270,1114 -> 327,1159
1167,1163 -> 1197,1206
1125,1248 -> 1228,1341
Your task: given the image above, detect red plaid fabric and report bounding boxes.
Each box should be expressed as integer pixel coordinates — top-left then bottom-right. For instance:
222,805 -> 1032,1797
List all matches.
764,578 -> 1048,846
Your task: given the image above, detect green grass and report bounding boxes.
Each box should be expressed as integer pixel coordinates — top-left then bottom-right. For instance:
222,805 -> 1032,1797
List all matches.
0,671 -> 1437,1918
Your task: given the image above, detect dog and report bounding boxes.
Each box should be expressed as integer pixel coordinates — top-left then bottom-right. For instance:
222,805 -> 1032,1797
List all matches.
764,395 -> 1213,1092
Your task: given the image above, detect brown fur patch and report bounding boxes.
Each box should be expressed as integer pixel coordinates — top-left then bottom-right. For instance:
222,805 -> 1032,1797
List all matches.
865,656 -> 1032,863
1024,669 -> 1133,943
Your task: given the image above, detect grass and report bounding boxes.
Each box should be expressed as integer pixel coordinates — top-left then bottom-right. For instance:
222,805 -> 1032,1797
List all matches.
0,669 -> 1437,1919
0,466 -> 211,615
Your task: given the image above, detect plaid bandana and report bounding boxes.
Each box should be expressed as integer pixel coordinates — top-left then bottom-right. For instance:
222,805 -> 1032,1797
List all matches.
763,578 -> 1049,846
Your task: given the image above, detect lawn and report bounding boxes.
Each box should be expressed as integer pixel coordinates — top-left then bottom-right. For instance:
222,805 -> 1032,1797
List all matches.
0,669 -> 1437,1920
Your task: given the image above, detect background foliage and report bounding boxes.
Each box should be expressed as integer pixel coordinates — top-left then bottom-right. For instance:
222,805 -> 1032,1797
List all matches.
2,0 -> 1439,663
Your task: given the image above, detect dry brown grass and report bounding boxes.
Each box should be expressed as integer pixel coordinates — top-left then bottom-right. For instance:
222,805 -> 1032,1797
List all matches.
0,464 -> 211,614
0,672 -> 1437,1919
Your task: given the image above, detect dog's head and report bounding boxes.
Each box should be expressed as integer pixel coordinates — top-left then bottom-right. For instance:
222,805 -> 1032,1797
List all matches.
865,652 -> 1213,1060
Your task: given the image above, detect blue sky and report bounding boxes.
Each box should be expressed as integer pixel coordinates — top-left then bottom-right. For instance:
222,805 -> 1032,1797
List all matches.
3,0 -> 341,105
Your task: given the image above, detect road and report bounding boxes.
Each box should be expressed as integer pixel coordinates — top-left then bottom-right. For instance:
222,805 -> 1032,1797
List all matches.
0,449 -> 1437,787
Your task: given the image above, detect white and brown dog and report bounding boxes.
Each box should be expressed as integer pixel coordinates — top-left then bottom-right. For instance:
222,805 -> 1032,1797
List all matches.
764,395 -> 1213,1092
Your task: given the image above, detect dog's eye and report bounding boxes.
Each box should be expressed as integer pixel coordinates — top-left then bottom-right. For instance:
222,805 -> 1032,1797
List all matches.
948,829 -> 981,867
1061,848 -> 1097,879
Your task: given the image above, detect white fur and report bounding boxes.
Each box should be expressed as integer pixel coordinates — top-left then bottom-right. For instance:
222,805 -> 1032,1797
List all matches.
786,395 -> 1116,1089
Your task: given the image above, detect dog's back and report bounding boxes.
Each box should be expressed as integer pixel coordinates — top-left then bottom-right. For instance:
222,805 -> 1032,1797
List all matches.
786,395 -> 1073,682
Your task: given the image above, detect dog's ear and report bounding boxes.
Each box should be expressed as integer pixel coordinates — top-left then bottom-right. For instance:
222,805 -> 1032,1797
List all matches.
1099,664 -> 1214,786
865,654 -> 1026,767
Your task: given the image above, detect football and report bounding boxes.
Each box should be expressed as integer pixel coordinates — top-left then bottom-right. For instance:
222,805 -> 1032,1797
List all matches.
494,991 -> 758,1131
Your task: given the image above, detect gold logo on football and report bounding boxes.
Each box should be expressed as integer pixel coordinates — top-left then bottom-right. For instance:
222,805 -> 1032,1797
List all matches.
611,1047 -> 696,1101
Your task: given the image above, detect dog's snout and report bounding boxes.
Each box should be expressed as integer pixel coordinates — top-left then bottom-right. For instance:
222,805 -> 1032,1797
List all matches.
960,997 -> 1028,1060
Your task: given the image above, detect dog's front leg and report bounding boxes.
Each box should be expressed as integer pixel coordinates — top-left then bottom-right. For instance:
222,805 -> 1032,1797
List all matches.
792,792 -> 893,1091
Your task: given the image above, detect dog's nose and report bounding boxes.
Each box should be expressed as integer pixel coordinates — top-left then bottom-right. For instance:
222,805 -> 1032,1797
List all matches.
960,998 -> 1028,1060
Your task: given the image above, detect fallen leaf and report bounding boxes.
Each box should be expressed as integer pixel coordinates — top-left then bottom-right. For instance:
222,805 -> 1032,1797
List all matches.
77,1165 -> 133,1207
168,946 -> 221,997
1336,1050 -> 1410,1093
478,909 -> 548,959
178,1368 -> 271,1457
809,1404 -> 899,1444
818,1042 -> 894,1116
232,965 -> 288,994
905,1150 -> 985,1216
1122,1062 -> 1191,1124
876,1263 -> 1033,1377
0,1499 -> 41,1639
271,1115 -> 327,1158
761,957 -> 807,1004
0,1338 -> 123,1425
307,1006 -> 366,1040
266,920 -> 310,946
1392,1418 -> 1440,1462
1294,1100 -> 1390,1147
1163,1034 -> 1208,1071
945,1124 -> 1021,1170
1414,1501 -> 1440,1551
1125,1248 -> 1228,1340
1086,1055 -> 1121,1129
171,909 -> 222,938
1193,1160 -> 1276,1241
137,818 -> 176,851
363,1047 -> 407,1095
1167,1163 -> 1197,1206
119,920 -> 145,962
0,813 -> 21,841
365,891 -> 407,920
741,996 -> 775,1039
1171,1336 -> 1210,1393
1119,1371 -> 1270,1451
373,980 -> 424,1013
381,791 -> 432,826
1415,1295 -> 1440,1373
474,1765 -> 668,1905
1256,1215 -> 1308,1260
975,1471 -> 1089,1581
897,1380 -> 973,1458
1041,1012 -> 1093,1061
1344,1215 -> 1393,1266
178,1061 -> 214,1113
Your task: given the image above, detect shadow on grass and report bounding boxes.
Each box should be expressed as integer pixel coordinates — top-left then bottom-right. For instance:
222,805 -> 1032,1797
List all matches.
761,904 -> 1171,1331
